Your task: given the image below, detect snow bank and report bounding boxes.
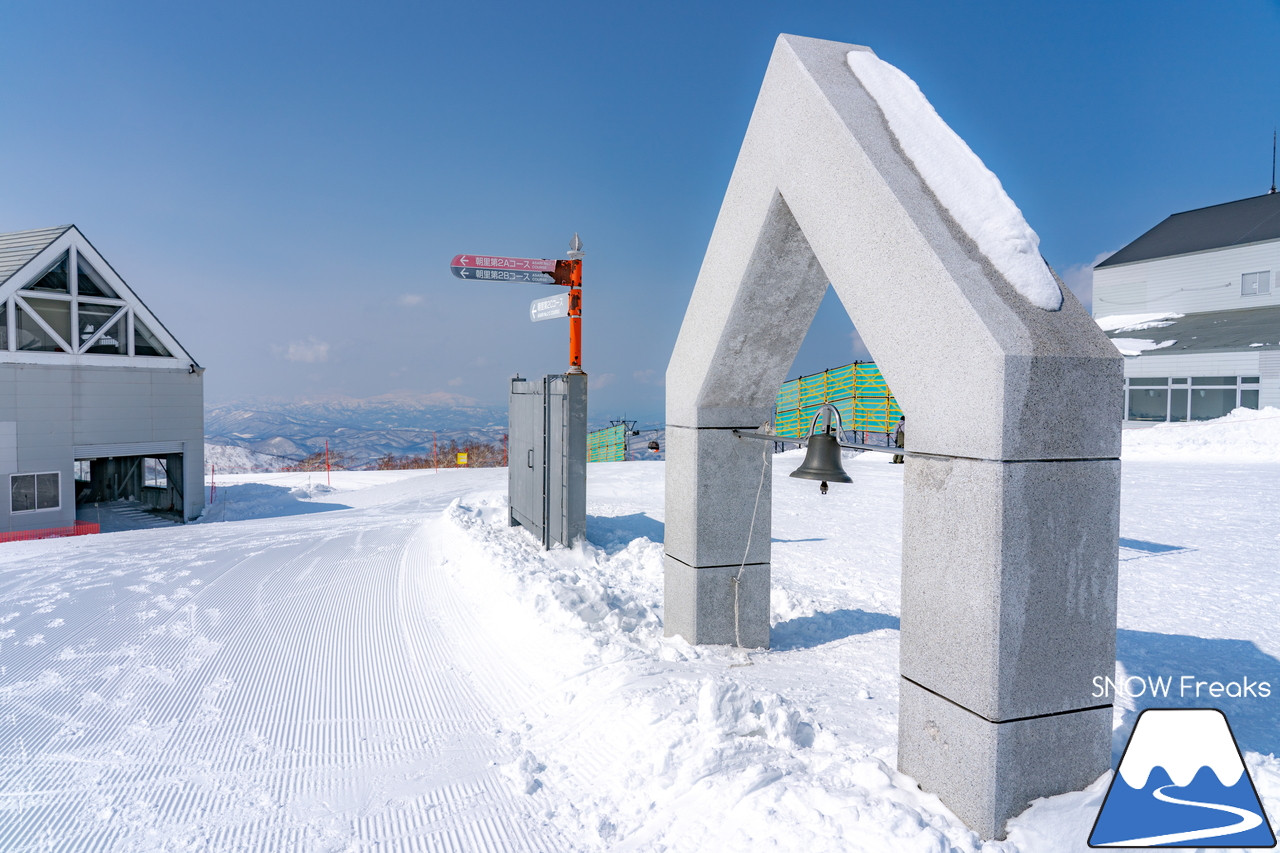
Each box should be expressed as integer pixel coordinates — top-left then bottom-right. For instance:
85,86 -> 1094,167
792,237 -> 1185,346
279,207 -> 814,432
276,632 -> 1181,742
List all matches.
846,50 -> 1062,311
435,493 -> 998,852
1123,407 -> 1280,462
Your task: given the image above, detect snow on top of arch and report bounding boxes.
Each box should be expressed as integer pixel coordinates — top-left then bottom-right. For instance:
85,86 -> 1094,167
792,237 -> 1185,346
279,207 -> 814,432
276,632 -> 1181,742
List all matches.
846,50 -> 1063,311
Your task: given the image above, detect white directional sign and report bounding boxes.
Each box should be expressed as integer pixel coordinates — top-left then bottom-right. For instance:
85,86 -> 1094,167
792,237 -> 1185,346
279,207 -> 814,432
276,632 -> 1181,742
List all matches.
530,292 -> 569,322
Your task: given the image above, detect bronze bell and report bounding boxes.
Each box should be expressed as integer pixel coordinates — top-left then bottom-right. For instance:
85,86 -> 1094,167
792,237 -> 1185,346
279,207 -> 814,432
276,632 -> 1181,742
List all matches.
789,430 -> 852,494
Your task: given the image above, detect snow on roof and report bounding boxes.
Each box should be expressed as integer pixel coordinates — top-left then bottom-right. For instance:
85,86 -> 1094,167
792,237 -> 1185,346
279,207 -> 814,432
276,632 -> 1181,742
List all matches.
846,51 -> 1062,311
1095,312 -> 1183,333
1101,304 -> 1280,356
1110,337 -> 1176,356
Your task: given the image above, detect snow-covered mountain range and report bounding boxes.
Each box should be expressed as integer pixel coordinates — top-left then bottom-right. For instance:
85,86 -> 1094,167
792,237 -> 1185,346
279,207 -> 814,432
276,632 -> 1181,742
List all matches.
205,391 -> 509,466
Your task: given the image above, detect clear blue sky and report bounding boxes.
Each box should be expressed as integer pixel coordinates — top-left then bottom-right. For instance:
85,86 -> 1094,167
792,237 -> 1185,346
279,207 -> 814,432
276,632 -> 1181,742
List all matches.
2,1 -> 1278,423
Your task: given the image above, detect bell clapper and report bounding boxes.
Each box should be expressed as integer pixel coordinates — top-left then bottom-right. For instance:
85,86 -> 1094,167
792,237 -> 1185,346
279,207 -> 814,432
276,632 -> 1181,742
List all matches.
820,481 -> 828,495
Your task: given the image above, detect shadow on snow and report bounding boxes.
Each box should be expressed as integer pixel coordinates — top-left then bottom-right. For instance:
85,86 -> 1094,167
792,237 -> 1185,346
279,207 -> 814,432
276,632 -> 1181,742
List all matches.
200,483 -> 352,523
771,608 -> 900,651
586,513 -> 664,553
1114,629 -> 1280,762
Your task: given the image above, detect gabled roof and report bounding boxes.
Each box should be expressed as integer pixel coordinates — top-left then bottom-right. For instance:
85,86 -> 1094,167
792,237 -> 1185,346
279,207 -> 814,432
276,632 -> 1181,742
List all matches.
1097,193 -> 1280,269
1104,303 -> 1280,355
0,225 -> 198,367
0,225 -> 73,287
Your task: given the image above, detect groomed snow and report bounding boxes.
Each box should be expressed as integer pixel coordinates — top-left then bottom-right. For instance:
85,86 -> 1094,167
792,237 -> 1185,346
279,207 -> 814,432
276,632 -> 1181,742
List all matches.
1,422 -> 1277,850
845,50 -> 1063,311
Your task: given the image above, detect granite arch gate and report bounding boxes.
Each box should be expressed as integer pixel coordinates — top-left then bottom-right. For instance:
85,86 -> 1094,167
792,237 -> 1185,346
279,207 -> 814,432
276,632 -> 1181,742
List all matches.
663,34 -> 1123,839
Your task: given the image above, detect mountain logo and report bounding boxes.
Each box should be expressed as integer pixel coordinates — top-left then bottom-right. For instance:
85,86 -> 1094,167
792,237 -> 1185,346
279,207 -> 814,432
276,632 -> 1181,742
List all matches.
1089,708 -> 1276,847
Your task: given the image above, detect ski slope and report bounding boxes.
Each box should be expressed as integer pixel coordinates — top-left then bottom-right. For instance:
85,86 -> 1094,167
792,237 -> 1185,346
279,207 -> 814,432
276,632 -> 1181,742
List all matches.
0,416 -> 1278,851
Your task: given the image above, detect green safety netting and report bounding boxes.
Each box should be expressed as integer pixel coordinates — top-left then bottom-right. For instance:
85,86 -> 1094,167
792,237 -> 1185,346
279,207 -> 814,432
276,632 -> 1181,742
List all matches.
587,423 -> 627,463
775,362 -> 902,439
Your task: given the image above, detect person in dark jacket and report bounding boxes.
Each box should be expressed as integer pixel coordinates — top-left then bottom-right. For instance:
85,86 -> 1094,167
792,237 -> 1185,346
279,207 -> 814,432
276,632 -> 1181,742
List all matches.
891,415 -> 905,464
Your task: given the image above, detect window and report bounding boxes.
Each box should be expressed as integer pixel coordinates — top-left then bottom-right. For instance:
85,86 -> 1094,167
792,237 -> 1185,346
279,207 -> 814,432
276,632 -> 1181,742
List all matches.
11,472 -> 59,513
22,253 -> 69,293
84,318 -> 125,355
133,317 -> 172,357
1191,388 -> 1238,420
21,297 -> 72,346
6,247 -> 180,361
1128,387 -> 1168,422
77,302 -> 124,350
15,304 -> 65,352
75,255 -> 118,298
144,458 -> 167,488
1242,271 -> 1272,296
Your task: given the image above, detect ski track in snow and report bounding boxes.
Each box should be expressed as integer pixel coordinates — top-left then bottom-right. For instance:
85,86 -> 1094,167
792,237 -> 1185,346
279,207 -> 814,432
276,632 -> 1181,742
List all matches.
0,447 -> 1277,852
0,470 -> 560,852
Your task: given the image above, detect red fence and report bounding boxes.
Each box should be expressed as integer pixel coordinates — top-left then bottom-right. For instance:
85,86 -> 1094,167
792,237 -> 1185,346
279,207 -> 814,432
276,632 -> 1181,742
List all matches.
0,520 -> 100,544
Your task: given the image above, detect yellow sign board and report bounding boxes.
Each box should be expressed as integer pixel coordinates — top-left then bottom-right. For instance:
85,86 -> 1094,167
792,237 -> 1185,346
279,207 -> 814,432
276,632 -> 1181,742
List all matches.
456,452 -> 468,466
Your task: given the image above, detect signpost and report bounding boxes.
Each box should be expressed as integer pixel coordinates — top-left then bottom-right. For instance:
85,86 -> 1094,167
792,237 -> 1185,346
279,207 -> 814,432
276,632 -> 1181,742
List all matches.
450,236 -> 588,551
530,292 -> 569,322
448,236 -> 585,373
450,255 -> 558,284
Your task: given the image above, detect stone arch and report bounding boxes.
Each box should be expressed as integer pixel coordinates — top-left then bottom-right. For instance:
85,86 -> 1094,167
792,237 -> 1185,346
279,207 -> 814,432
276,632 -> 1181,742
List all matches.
663,34 -> 1122,838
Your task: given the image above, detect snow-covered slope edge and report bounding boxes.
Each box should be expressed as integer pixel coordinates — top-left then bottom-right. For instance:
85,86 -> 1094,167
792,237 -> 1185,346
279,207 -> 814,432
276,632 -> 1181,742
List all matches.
430,491 -> 995,852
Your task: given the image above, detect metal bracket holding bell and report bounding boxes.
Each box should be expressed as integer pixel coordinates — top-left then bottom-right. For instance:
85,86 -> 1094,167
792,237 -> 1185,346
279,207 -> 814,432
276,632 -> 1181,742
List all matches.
733,403 -> 916,458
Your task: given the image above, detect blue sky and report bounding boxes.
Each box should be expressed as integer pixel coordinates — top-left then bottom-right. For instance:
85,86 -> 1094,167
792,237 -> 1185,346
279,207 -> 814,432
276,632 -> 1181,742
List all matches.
2,1 -> 1278,423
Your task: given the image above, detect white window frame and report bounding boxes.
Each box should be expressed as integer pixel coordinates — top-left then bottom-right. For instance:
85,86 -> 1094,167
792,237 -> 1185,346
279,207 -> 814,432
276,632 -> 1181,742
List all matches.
1241,271 -> 1271,296
13,293 -> 73,352
0,232 -> 189,367
10,471 -> 61,513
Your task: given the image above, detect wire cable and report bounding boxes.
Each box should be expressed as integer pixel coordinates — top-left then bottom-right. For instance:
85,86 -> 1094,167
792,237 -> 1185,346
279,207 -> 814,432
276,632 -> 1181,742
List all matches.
733,443 -> 769,650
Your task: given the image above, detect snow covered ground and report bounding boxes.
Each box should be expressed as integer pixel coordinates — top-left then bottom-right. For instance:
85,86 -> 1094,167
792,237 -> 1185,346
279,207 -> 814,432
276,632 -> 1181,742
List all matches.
0,416 -> 1277,851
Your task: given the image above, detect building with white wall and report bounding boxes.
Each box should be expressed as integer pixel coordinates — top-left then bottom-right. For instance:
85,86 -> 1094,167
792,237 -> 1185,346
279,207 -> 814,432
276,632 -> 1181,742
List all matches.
0,225 -> 204,533
1093,192 -> 1280,424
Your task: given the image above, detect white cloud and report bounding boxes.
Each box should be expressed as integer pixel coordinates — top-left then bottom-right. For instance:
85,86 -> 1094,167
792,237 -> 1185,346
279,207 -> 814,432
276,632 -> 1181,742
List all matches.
281,339 -> 330,363
1058,250 -> 1116,315
633,369 -> 664,386
591,373 -> 616,390
397,293 -> 424,306
447,377 -> 464,387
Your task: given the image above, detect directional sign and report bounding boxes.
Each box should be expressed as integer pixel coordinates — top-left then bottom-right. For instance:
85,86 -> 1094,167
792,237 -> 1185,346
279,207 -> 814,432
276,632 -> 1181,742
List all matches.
452,266 -> 555,283
530,292 -> 569,322
452,254 -> 557,272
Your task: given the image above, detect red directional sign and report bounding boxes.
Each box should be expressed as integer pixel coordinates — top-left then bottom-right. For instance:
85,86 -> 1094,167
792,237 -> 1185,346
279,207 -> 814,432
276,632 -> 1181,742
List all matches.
451,254 -> 556,272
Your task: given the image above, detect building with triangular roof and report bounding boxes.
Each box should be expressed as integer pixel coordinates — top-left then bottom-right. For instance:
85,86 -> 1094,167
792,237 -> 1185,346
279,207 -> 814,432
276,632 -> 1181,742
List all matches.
1094,193 -> 1280,423
0,225 -> 204,531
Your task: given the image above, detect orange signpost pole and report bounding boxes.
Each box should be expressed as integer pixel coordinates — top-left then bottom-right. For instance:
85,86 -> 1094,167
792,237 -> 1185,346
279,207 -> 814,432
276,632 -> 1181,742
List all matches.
566,259 -> 582,373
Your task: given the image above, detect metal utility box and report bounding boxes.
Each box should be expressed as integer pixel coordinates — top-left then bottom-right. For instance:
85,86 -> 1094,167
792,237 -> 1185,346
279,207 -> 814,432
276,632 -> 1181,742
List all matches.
508,373 -> 586,548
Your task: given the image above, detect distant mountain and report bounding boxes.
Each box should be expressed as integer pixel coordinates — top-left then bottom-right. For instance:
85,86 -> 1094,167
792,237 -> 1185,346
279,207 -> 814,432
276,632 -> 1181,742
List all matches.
205,392 -> 509,467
